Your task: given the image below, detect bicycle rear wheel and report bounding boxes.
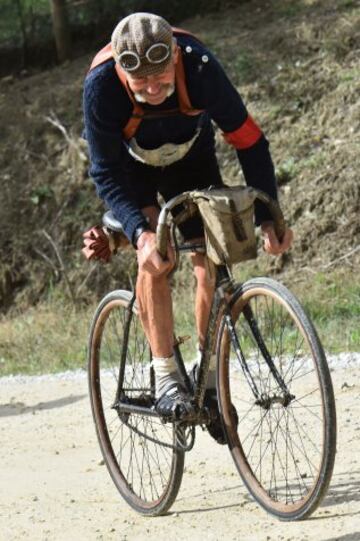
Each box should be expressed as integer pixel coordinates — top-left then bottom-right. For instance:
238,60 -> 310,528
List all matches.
88,290 -> 184,516
217,277 -> 336,520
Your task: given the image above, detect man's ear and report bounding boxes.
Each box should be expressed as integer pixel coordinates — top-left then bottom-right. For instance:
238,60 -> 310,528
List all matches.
172,39 -> 179,64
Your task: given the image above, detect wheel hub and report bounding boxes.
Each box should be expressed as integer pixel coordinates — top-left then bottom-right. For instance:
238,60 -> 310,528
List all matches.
255,392 -> 295,409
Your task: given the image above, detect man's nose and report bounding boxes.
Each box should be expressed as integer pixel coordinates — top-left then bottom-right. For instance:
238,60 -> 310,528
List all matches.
146,81 -> 161,94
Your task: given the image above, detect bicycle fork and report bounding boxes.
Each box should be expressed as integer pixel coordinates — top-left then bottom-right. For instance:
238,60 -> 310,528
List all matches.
223,301 -> 295,409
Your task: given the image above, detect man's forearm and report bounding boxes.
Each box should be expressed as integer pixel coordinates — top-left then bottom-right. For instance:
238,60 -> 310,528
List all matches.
236,134 -> 278,225
91,170 -> 148,242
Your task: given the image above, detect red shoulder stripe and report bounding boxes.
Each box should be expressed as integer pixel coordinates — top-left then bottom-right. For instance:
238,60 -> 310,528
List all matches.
223,115 -> 262,149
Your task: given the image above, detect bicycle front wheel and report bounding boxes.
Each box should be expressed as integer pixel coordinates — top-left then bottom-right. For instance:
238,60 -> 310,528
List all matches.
88,290 -> 184,516
217,277 -> 336,520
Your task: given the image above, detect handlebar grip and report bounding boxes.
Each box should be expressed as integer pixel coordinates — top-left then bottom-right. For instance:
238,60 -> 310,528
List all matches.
266,199 -> 286,242
254,191 -> 286,242
156,202 -> 195,260
156,222 -> 168,260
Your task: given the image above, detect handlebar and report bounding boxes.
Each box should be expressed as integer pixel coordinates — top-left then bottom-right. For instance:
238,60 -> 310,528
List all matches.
156,192 -> 191,260
155,188 -> 287,260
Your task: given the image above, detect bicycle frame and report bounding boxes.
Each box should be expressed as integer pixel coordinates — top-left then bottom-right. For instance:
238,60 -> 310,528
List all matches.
112,253 -> 232,424
90,190 -> 336,518
157,193 -> 293,412
113,192 -> 292,423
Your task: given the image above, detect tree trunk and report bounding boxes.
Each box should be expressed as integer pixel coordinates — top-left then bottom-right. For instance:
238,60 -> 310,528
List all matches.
50,0 -> 72,63
14,0 -> 28,68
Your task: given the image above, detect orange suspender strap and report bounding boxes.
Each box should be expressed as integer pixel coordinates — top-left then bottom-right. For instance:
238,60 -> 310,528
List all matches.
89,31 -> 204,140
172,27 -> 202,42
118,47 -> 203,140
89,44 -> 144,140
175,48 -> 203,116
172,28 -> 204,116
89,42 -> 112,70
88,35 -> 261,148
222,115 -> 262,150
114,64 -> 144,140
173,29 -> 262,150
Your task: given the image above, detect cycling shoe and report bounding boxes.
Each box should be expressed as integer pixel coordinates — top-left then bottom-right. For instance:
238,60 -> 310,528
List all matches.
155,384 -> 194,421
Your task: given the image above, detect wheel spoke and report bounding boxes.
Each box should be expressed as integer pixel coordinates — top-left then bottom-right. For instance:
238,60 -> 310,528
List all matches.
220,280 -> 335,519
89,293 -> 184,514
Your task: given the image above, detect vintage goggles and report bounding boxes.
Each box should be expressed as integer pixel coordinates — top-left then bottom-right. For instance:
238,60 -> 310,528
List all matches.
118,43 -> 171,72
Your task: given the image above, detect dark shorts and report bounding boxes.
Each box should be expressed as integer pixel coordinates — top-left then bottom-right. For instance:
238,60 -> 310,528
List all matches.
128,153 -> 224,240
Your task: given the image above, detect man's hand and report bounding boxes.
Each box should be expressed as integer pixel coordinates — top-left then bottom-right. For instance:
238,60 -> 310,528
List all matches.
261,221 -> 294,255
136,230 -> 175,275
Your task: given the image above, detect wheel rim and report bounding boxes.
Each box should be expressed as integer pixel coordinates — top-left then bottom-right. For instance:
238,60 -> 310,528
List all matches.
89,298 -> 182,510
219,286 -> 329,514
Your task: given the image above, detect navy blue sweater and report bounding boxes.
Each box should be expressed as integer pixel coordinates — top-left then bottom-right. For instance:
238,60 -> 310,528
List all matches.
83,34 -> 278,243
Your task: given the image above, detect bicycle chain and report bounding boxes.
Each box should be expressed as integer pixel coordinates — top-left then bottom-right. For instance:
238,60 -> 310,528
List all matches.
121,416 -> 196,452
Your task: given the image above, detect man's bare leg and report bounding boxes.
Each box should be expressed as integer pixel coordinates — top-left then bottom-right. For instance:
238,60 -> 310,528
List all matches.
135,206 -> 181,400
135,206 -> 173,357
190,251 -> 215,347
190,249 -> 228,444
135,211 -> 216,401
136,270 -> 173,358
190,250 -> 217,388
137,238 -> 215,356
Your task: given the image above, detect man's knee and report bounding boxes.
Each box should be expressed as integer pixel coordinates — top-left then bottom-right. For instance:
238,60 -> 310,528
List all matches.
191,254 -> 216,290
137,265 -> 170,285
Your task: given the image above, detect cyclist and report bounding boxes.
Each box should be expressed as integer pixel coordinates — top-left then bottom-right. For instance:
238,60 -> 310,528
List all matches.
83,12 -> 293,442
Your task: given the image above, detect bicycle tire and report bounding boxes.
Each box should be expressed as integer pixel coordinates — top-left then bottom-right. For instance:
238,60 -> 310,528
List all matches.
88,290 -> 185,516
217,277 -> 336,520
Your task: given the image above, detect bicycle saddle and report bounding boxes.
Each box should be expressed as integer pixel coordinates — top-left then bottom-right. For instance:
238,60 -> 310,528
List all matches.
102,210 -> 125,233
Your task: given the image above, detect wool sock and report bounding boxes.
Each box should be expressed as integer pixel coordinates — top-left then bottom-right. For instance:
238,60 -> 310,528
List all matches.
152,355 -> 180,398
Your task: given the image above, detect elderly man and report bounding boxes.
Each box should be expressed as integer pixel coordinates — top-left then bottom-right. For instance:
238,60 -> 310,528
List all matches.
83,12 -> 293,442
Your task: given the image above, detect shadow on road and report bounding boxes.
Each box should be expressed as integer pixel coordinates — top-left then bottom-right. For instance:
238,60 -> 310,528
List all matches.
323,470 -> 360,507
174,481 -> 251,515
0,394 -> 86,417
323,534 -> 360,541
173,501 -> 247,515
175,470 -> 360,519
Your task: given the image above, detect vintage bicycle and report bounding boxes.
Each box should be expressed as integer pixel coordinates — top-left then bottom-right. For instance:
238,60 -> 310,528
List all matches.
87,186 -> 336,519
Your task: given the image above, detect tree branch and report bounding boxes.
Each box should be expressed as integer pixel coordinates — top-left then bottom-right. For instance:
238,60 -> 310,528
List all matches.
42,229 -> 76,306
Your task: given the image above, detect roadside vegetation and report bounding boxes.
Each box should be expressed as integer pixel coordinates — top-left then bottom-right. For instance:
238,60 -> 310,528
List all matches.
0,0 -> 359,375
0,266 -> 359,376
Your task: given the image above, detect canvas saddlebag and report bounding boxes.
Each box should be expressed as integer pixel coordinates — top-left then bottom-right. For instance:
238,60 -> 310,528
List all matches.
189,186 -> 258,265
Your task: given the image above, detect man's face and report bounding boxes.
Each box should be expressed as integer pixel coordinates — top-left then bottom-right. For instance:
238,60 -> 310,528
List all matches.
126,49 -> 177,105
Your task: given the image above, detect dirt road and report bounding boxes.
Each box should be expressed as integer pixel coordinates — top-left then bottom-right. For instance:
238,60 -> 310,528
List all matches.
1,358 -> 360,541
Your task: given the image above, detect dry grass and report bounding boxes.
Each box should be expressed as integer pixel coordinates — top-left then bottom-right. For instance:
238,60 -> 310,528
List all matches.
0,301 -> 95,376
0,264 -> 359,376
